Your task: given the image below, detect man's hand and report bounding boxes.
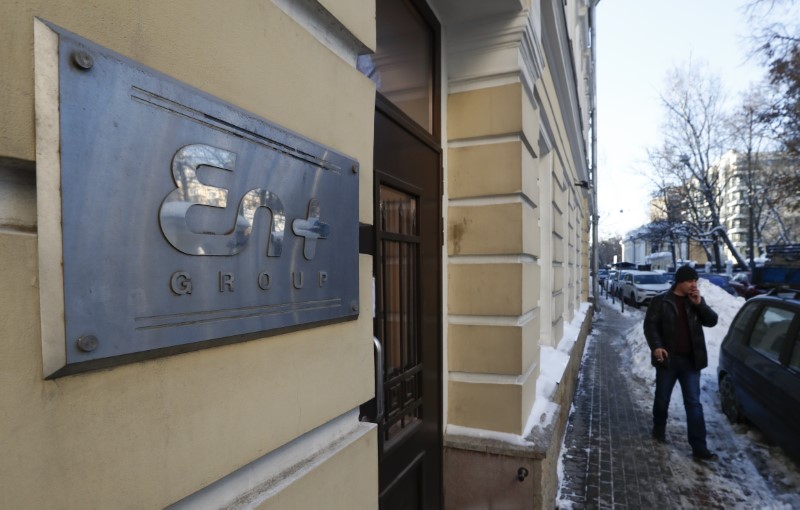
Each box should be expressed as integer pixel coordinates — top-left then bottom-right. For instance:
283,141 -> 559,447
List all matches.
689,289 -> 701,305
653,348 -> 668,362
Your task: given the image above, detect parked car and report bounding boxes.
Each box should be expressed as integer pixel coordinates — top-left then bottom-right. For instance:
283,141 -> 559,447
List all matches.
608,270 -> 629,297
619,270 -> 671,307
730,272 -> 767,300
698,273 -> 737,296
604,269 -> 619,293
597,269 -> 608,288
717,291 -> 800,462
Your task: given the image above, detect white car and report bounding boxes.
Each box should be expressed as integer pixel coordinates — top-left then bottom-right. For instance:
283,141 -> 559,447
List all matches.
619,270 -> 671,307
604,269 -> 619,293
607,269 -> 629,296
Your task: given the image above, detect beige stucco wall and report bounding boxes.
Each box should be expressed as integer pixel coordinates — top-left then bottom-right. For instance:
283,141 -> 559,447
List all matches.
448,319 -> 540,376
0,1 -> 375,185
448,140 -> 538,200
448,370 -> 537,435
536,67 -> 578,183
449,263 -> 539,316
444,2 -> 591,436
536,59 -> 588,345
449,203 -> 539,256
446,81 -> 542,434
253,429 -> 378,510
441,1 -> 593,507
317,0 -> 376,50
0,1 -> 377,508
447,83 -> 538,143
0,221 -> 376,510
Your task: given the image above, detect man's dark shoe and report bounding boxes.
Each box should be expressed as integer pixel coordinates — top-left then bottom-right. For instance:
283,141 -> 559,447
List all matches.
692,450 -> 718,461
652,427 -> 666,443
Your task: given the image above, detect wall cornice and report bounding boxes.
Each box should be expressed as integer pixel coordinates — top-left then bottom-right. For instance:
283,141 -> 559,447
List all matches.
443,8 -> 545,101
540,0 -> 589,181
431,0 -> 526,26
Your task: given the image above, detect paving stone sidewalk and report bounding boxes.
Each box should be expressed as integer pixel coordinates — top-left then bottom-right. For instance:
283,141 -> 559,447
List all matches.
556,304 -> 777,509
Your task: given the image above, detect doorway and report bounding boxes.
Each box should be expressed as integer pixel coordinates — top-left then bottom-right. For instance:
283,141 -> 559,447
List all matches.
372,96 -> 442,509
357,0 -> 442,506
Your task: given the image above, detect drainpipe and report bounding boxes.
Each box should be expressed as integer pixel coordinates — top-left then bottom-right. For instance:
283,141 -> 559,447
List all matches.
590,0 -> 601,310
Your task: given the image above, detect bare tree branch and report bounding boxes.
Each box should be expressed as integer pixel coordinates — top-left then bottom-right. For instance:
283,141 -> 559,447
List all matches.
651,61 -> 748,269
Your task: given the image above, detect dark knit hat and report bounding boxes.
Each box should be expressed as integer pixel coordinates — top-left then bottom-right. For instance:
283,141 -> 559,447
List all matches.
675,265 -> 699,283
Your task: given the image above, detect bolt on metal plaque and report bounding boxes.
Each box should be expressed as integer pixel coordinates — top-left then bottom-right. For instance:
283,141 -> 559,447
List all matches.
34,20 -> 359,377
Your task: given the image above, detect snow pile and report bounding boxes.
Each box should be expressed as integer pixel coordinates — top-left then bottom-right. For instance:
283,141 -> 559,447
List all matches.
523,302 -> 591,438
445,303 -> 591,446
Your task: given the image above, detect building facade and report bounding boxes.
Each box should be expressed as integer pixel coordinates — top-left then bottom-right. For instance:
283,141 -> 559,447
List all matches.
622,230 -> 710,271
714,150 -> 799,264
622,149 -> 800,272
0,1 -> 595,508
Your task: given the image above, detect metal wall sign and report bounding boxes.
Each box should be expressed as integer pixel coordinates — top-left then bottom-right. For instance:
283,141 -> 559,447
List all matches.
35,21 -> 359,377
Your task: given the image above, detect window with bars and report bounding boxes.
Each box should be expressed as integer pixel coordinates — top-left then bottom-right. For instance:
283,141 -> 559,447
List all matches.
378,185 -> 422,446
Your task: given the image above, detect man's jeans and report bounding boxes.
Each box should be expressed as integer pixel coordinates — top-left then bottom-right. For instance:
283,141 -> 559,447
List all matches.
653,354 -> 707,453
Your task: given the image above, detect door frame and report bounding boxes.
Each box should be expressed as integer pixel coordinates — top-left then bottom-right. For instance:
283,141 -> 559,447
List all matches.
372,92 -> 443,508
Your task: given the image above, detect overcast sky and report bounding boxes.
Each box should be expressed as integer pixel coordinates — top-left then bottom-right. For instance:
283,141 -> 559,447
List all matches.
595,0 -> 766,239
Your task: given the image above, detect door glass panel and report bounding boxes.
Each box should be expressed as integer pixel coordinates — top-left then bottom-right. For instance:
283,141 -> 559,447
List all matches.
379,185 -> 421,447
380,185 -> 418,235
357,0 -> 434,133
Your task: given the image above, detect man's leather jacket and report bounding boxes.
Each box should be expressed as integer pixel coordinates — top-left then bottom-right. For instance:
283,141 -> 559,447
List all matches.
643,287 -> 718,370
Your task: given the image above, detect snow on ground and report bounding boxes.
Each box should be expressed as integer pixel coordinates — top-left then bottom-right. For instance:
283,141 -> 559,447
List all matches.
614,280 -> 800,507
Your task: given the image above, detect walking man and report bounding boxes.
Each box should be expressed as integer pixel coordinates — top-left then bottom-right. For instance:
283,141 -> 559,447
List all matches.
643,265 -> 719,460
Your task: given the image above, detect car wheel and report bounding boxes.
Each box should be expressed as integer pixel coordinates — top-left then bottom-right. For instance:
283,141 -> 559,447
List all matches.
631,293 -> 639,308
719,375 -> 743,424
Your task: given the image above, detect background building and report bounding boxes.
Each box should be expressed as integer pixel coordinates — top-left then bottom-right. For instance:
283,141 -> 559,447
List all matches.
624,150 -> 798,272
0,1 -> 596,508
714,150 -> 799,264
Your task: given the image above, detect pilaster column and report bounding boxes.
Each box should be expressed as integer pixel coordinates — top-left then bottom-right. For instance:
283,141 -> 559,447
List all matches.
445,8 -> 545,436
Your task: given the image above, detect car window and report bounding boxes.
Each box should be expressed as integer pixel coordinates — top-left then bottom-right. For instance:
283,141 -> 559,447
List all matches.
748,305 -> 795,363
791,332 -> 800,372
728,303 -> 759,345
634,275 -> 666,284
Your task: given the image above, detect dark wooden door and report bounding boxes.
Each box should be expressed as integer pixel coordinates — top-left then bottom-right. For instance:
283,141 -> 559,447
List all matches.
373,98 -> 442,510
